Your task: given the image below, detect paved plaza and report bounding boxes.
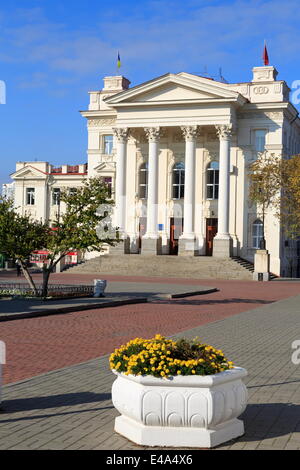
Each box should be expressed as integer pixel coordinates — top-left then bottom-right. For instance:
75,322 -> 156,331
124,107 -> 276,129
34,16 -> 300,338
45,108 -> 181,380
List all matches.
0,273 -> 300,450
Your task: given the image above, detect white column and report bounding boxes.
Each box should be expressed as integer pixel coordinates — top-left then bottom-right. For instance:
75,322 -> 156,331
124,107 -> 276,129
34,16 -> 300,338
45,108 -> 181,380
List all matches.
144,127 -> 160,238
113,127 -> 129,235
181,126 -> 197,237
178,126 -> 197,255
141,127 -> 161,254
213,124 -> 232,257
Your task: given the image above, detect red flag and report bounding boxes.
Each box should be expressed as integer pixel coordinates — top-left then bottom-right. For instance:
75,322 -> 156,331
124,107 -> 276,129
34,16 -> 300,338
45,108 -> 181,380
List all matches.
262,42 -> 269,66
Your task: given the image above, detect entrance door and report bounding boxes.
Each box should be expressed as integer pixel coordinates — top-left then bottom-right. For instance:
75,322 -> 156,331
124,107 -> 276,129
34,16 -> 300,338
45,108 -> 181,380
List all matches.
170,218 -> 183,255
206,218 -> 218,256
139,218 -> 147,252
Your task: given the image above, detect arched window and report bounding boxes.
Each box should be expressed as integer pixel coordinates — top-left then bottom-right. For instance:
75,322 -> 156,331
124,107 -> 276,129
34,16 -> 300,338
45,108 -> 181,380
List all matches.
252,219 -> 263,249
206,161 -> 219,199
139,163 -> 148,198
172,162 -> 185,199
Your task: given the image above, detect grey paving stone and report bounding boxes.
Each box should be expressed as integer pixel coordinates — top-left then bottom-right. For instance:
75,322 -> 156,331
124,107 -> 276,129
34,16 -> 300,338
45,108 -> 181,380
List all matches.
1,292 -> 300,450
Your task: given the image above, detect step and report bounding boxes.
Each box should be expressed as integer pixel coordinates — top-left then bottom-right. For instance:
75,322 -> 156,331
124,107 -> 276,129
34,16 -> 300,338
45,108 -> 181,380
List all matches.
69,254 -> 254,280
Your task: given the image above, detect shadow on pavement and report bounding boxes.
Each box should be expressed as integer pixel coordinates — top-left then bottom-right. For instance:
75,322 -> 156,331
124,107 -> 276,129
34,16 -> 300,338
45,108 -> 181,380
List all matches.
237,403 -> 300,441
0,391 -> 112,413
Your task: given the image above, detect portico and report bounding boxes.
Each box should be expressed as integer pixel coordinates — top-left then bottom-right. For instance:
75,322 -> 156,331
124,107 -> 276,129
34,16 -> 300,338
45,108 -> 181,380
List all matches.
104,72 -> 246,257
111,123 -> 234,257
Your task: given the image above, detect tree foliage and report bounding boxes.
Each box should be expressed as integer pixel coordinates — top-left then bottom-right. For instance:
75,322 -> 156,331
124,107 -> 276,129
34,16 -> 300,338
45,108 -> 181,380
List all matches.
248,152 -> 300,242
279,155 -> 300,239
0,178 -> 120,297
0,197 -> 46,294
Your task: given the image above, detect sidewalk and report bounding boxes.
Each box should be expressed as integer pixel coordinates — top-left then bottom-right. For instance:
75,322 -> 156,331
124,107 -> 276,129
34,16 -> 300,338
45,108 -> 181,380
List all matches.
0,292 -> 300,450
0,281 -> 217,321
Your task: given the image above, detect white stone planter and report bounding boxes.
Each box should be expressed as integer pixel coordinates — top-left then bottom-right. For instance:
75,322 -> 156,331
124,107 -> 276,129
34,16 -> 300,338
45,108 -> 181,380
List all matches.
112,367 -> 248,448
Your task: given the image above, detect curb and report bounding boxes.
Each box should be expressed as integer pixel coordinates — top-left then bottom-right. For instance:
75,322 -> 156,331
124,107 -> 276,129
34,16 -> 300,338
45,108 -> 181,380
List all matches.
0,288 -> 218,322
0,297 -> 148,322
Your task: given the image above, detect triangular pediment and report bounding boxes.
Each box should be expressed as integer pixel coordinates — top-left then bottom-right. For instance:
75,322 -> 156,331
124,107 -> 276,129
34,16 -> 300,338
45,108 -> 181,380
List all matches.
11,165 -> 47,180
105,73 -> 243,106
94,162 -> 116,173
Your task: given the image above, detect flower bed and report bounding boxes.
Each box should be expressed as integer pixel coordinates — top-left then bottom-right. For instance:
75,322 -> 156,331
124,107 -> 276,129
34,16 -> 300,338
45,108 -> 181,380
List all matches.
109,334 -> 234,378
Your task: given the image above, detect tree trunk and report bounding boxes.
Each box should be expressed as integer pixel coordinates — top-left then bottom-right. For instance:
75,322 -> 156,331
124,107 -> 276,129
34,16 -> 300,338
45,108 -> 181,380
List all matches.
42,267 -> 51,298
20,262 -> 38,296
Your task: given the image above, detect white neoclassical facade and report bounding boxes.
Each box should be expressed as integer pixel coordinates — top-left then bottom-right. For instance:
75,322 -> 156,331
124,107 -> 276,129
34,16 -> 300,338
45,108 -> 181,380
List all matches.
9,64 -> 300,277
81,65 -> 300,277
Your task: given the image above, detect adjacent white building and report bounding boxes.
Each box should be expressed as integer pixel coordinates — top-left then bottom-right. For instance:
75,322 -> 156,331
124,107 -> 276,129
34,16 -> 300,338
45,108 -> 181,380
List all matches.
10,63 -> 300,276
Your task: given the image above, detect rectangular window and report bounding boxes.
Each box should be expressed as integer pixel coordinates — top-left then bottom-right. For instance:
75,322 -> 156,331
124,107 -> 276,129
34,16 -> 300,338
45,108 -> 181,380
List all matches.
52,188 -> 61,206
254,130 -> 267,152
102,177 -> 112,197
26,188 -> 35,205
104,135 -> 113,155
252,223 -> 263,249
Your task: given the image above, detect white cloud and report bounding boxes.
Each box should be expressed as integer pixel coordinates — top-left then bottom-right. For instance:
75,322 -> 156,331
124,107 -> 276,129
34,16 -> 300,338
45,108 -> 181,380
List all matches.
2,0 -> 300,86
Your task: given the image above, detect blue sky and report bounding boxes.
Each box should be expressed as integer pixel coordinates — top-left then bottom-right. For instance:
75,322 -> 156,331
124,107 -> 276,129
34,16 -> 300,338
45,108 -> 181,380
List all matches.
1,0 -> 300,185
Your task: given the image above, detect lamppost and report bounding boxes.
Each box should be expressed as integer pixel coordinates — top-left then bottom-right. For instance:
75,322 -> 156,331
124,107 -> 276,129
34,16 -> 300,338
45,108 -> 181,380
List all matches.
259,189 -> 266,250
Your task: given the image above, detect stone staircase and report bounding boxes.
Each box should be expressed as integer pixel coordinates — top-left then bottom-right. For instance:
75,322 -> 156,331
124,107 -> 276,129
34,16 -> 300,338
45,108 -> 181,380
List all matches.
68,254 -> 256,280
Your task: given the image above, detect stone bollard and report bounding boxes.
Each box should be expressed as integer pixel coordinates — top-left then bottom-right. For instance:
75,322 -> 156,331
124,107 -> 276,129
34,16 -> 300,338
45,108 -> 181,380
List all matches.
94,279 -> 107,298
253,249 -> 270,281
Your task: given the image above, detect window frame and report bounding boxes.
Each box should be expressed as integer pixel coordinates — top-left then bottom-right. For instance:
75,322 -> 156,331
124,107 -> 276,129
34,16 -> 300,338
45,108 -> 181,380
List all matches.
252,219 -> 264,249
139,162 -> 148,199
103,134 -> 114,155
172,162 -> 185,200
254,129 -> 267,153
52,188 -> 61,206
26,187 -> 35,206
206,161 -> 219,200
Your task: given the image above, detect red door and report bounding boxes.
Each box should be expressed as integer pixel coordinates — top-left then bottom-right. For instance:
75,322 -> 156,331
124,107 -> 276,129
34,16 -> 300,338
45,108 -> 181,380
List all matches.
206,219 -> 218,256
139,218 -> 147,252
170,218 -> 183,255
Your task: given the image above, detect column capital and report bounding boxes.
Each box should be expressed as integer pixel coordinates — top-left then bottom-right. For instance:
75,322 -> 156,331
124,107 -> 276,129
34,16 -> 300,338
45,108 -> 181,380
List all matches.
113,127 -> 129,143
181,125 -> 198,142
144,127 -> 161,143
215,124 -> 233,141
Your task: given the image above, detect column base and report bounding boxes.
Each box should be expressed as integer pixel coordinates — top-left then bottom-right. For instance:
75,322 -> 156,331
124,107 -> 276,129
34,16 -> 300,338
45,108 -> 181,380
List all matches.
178,237 -> 196,256
109,238 -> 129,255
194,235 -> 205,256
126,234 -> 140,254
213,237 -> 233,258
141,237 -> 161,255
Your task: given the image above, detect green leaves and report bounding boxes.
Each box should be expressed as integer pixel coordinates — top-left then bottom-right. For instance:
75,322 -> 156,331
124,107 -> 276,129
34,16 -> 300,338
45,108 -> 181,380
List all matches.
0,177 -> 120,297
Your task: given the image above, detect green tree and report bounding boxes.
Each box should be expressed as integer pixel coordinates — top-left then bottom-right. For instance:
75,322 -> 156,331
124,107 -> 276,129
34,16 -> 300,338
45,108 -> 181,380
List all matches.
278,155 -> 300,239
0,178 -> 120,297
40,177 -> 119,297
0,197 -> 46,295
248,152 -> 281,249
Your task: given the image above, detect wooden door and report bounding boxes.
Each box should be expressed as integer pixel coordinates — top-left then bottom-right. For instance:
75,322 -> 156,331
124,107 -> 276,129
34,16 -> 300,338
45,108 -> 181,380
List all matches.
139,218 -> 147,252
206,218 -> 218,256
170,218 -> 183,255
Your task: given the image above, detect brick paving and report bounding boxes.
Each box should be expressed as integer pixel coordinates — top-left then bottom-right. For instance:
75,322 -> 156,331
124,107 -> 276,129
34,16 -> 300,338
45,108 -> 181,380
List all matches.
0,275 -> 299,384
0,289 -> 300,450
0,272 -> 300,450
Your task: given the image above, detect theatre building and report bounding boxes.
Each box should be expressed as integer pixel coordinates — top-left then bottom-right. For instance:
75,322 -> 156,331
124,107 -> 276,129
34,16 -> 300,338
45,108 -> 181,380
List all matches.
80,64 -> 300,277
11,64 -> 300,277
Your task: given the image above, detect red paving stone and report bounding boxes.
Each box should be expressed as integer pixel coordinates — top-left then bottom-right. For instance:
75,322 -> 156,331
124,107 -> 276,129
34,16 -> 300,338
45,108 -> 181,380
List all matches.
0,272 -> 299,385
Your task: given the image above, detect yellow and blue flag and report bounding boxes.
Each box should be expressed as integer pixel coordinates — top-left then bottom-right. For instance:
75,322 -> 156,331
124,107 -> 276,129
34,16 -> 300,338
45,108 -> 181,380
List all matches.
117,52 -> 121,69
